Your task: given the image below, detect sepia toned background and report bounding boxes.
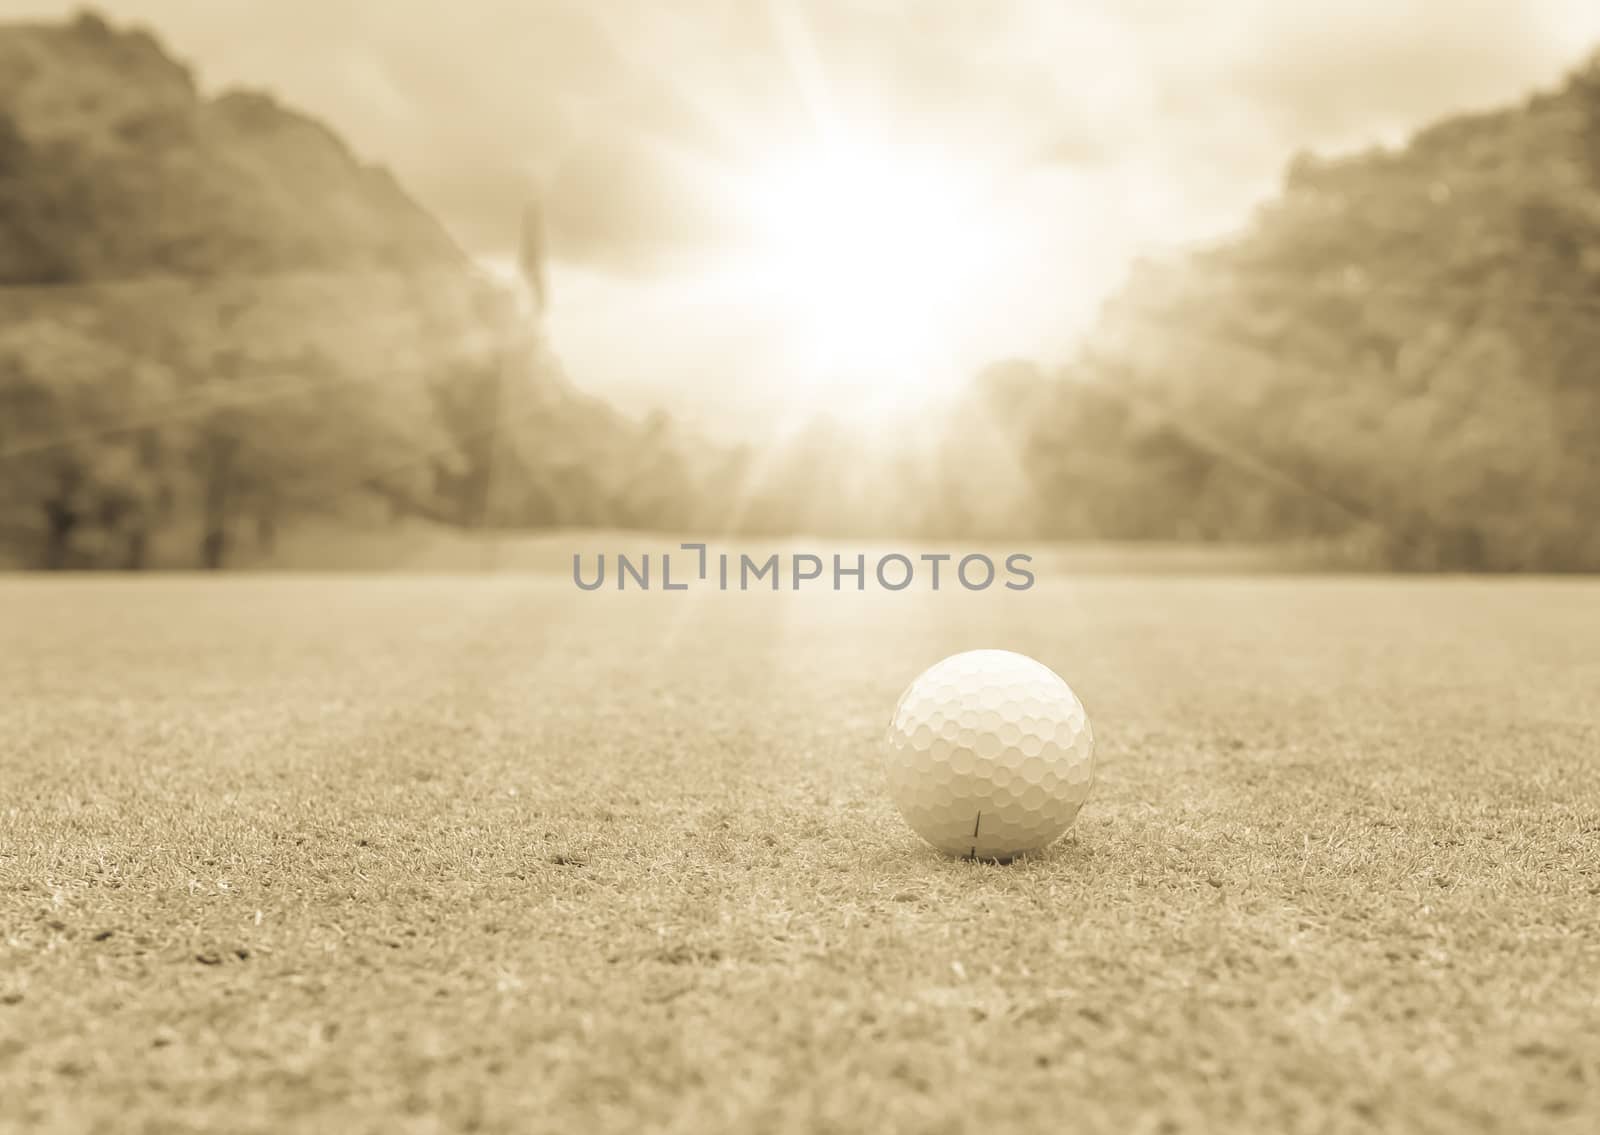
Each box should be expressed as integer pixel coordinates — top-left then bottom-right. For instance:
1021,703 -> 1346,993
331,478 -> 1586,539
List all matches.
4,2 -> 1600,570
5,8 -> 1600,1135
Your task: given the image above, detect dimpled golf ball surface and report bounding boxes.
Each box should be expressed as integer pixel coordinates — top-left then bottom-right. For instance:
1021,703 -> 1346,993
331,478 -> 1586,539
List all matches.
884,650 -> 1094,860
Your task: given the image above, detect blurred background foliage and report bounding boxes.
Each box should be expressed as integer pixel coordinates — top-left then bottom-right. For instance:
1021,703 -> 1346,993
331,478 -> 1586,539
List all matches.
3,12 -> 1599,569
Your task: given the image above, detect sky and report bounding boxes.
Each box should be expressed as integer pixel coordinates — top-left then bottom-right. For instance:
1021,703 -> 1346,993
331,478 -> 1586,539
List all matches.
6,0 -> 1600,431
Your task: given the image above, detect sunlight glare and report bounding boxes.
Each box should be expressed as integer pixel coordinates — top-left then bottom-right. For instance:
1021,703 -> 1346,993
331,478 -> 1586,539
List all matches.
730,140 -> 1014,416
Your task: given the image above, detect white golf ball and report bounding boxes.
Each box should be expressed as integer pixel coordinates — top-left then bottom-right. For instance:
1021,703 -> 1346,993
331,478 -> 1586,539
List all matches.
884,649 -> 1094,860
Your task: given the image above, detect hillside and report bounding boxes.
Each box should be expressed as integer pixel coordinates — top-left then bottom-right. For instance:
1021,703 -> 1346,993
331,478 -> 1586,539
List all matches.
1044,51 -> 1600,568
0,11 -> 679,569
0,10 -> 464,282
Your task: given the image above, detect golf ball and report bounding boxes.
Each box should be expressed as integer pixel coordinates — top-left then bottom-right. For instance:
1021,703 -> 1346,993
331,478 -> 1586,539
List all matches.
884,649 -> 1094,860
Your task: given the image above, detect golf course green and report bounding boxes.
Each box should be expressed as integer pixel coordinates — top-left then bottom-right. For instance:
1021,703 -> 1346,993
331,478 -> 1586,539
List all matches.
2,574 -> 1596,1133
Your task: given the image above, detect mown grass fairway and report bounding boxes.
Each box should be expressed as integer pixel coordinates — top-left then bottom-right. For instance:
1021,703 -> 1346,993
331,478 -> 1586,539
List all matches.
2,574 -> 1598,1133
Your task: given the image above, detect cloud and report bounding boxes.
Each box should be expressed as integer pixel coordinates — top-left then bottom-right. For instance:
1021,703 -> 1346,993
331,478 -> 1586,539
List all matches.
1161,0 -> 1600,150
542,139 -> 730,272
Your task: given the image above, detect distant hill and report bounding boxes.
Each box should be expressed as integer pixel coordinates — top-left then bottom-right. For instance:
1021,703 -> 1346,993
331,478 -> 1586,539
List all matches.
0,10 -> 686,569
0,10 -> 464,282
1025,49 -> 1600,569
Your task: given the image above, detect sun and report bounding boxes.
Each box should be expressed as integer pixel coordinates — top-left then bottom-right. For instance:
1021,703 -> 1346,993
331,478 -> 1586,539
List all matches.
725,140 -> 1012,415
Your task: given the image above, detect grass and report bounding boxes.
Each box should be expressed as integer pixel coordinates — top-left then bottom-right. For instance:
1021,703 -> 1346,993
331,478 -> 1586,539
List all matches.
1,572 -> 1598,1133
0,517 -> 1360,573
